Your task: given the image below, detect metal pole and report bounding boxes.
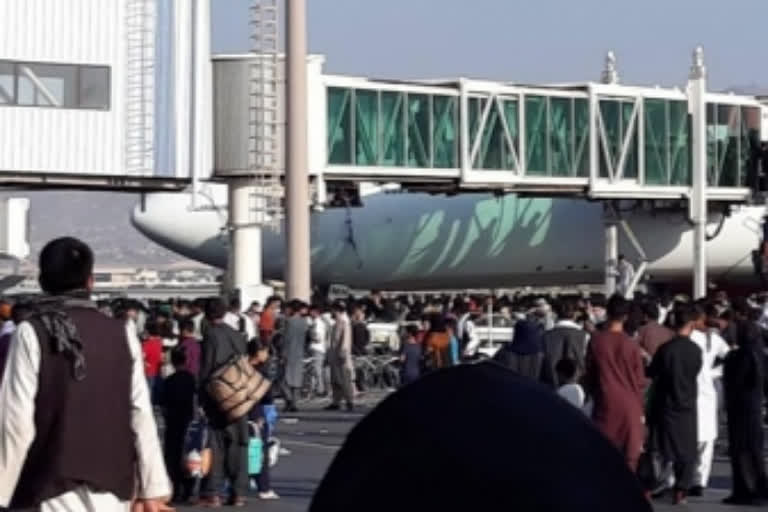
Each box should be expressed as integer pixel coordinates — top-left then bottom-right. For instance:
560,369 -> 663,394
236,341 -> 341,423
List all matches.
604,216 -> 618,297
285,0 -> 311,301
689,46 -> 708,299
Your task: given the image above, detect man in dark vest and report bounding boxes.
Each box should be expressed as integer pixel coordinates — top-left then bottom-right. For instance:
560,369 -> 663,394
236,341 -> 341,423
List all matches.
0,237 -> 171,512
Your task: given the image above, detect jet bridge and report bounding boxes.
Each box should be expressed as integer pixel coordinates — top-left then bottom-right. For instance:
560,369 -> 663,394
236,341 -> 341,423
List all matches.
213,47 -> 767,298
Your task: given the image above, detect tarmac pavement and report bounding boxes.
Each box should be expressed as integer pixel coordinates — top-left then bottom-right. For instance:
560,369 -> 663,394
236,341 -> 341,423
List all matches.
180,395 -> 762,512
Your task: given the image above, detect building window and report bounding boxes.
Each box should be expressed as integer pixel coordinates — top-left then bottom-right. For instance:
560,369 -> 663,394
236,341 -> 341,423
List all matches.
0,60 -> 110,110
0,62 -> 14,105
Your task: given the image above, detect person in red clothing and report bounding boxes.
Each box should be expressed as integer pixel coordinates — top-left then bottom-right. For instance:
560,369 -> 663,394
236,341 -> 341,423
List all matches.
585,294 -> 647,472
259,297 -> 281,345
142,319 -> 164,405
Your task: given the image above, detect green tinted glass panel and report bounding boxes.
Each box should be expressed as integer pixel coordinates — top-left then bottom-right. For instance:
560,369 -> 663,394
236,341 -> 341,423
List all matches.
644,99 -> 667,185
475,102 -> 505,170
706,103 -> 718,186
599,100 -> 620,178
526,95 -> 547,175
502,99 -> 519,170
717,104 -> 740,186
380,91 -> 405,166
432,95 -> 457,168
598,100 -> 638,179
621,101 -> 638,179
549,97 -> 571,176
668,101 -> 690,185
741,106 -> 761,187
573,99 -> 590,177
469,97 -> 484,146
354,89 -> 378,165
407,94 -> 431,167
327,87 -> 352,164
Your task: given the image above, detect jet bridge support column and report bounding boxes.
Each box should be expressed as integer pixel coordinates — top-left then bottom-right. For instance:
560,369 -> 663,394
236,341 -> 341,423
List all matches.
689,47 -> 708,299
228,178 -> 273,308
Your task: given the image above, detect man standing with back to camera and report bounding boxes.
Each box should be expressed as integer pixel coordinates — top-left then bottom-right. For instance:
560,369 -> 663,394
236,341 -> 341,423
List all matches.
198,298 -> 249,507
0,237 -> 171,511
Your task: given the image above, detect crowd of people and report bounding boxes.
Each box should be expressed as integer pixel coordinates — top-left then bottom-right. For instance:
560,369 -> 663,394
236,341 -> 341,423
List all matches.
371,290 -> 768,507
3,237 -> 768,510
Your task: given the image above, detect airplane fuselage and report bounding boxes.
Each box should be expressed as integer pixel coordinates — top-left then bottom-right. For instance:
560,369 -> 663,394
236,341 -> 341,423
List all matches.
131,187 -> 765,291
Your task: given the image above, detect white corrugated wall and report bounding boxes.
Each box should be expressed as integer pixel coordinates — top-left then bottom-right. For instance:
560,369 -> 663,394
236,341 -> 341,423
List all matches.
0,0 -> 125,175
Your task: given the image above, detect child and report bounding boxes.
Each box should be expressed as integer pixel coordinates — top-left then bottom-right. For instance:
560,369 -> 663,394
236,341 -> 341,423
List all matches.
247,339 -> 280,500
161,348 -> 197,503
555,358 -> 586,410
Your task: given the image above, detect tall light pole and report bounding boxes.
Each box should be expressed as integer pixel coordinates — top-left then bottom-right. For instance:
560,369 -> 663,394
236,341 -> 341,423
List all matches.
688,46 -> 708,299
285,0 -> 311,301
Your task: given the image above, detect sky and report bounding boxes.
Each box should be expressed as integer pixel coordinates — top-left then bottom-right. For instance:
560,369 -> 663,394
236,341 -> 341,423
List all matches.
211,0 -> 768,91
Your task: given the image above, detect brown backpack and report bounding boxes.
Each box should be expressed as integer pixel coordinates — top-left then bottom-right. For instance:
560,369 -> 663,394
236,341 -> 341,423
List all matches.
206,345 -> 271,423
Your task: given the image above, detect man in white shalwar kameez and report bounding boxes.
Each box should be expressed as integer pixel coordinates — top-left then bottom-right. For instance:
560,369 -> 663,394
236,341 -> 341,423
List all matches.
689,310 -> 730,495
0,237 -> 171,512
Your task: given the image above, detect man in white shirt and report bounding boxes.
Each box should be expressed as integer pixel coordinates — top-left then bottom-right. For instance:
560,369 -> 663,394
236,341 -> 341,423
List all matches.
191,299 -> 206,341
616,255 -> 636,299
0,237 -> 170,512
688,306 -> 730,496
458,302 -> 481,359
223,296 -> 256,341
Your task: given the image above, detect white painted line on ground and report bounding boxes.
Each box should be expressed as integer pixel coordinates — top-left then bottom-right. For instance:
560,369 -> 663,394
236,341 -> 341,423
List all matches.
282,439 -> 341,451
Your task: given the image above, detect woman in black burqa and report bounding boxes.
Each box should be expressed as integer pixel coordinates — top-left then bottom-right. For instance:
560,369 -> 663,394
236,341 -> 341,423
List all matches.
722,320 -> 768,505
310,363 -> 651,512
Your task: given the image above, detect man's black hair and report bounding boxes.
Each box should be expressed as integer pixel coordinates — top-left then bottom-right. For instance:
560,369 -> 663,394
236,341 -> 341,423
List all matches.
606,295 -> 630,322
38,237 -> 94,295
554,298 -> 577,320
555,358 -> 578,383
230,296 -> 242,311
171,347 -> 187,367
12,304 -> 33,325
405,324 -> 420,338
145,319 -> 161,336
179,318 -> 195,334
247,338 -> 268,357
671,303 -> 698,330
205,298 -> 227,320
641,300 -> 660,321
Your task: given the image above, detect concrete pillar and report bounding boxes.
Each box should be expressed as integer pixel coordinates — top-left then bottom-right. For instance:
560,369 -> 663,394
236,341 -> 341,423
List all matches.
285,0 -> 311,302
689,46 -> 708,299
228,179 -> 272,307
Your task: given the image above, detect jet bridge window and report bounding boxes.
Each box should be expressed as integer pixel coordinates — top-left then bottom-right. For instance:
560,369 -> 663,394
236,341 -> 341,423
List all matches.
0,60 -> 110,110
0,62 -> 13,105
327,86 -> 458,169
706,102 -> 761,188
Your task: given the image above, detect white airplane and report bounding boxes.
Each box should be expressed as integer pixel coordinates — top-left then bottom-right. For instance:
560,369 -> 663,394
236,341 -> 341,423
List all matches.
131,184 -> 765,292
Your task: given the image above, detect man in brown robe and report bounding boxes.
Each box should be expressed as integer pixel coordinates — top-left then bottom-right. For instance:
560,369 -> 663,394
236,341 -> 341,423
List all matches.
636,301 -> 674,361
586,295 -> 647,471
